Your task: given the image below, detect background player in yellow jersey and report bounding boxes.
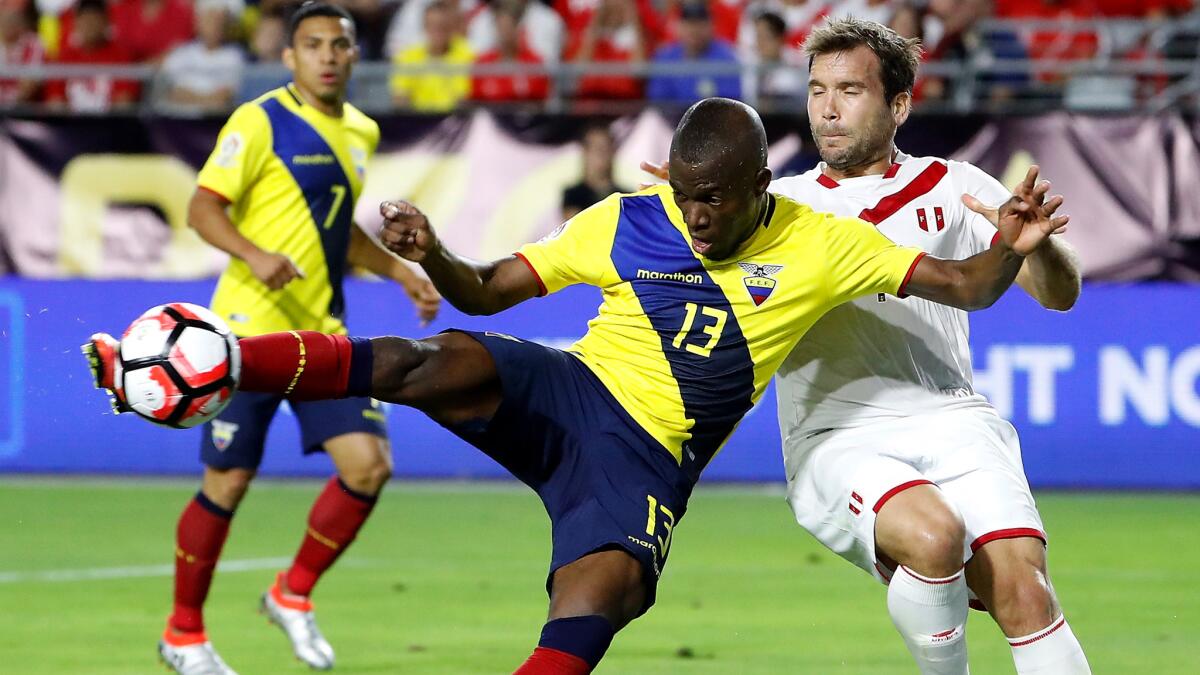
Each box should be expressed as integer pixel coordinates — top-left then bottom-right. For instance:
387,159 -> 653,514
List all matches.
154,3 -> 439,673
88,97 -> 1067,673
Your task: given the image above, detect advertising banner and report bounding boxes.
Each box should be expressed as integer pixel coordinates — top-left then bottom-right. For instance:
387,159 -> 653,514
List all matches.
0,278 -> 1196,488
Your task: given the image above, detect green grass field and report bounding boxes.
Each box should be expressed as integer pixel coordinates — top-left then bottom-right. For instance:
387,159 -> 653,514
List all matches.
0,479 -> 1196,674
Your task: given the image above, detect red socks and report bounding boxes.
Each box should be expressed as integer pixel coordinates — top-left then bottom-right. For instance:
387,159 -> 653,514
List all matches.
170,493 -> 233,634
285,477 -> 378,597
238,331 -> 374,401
514,647 -> 592,674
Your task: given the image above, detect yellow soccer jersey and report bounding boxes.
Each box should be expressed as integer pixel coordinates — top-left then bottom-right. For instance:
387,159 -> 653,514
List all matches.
517,184 -> 924,476
197,84 -> 380,336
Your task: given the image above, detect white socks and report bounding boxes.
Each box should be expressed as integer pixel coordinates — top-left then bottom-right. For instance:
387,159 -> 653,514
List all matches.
887,565 -> 970,675
1008,615 -> 1091,674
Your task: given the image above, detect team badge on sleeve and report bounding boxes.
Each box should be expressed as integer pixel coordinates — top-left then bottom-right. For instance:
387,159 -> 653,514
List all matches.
215,133 -> 243,168
739,262 -> 784,306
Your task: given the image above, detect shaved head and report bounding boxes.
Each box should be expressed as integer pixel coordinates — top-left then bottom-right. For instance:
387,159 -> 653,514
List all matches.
667,98 -> 773,260
670,97 -> 768,187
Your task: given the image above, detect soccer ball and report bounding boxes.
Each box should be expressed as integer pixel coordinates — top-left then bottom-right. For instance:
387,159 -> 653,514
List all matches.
117,303 -> 241,429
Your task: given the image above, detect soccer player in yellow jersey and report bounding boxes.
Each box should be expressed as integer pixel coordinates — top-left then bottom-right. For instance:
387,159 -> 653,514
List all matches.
156,4 -> 438,673
88,98 -> 1068,673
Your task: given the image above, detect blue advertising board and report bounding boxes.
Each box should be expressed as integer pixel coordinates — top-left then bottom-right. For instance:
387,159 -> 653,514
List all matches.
0,278 -> 1196,488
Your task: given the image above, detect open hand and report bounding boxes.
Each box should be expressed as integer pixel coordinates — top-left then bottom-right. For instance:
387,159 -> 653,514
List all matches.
963,165 -> 1068,257
379,200 -> 438,263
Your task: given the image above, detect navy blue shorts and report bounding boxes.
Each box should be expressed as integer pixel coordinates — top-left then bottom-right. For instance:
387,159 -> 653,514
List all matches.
449,330 -> 692,614
200,393 -> 388,470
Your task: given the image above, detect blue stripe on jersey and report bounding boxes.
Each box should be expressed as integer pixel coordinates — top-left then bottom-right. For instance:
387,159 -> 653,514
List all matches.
260,97 -> 354,320
609,194 -> 756,482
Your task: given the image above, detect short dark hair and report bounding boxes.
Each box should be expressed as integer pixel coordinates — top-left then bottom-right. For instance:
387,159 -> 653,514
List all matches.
755,11 -> 786,40
76,0 -> 108,17
671,98 -> 767,175
286,1 -> 355,45
804,17 -> 922,103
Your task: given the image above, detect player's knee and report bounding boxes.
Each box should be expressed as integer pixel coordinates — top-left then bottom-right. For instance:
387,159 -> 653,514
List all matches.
901,507 -> 966,575
340,456 -> 392,495
202,467 -> 255,510
991,565 -> 1059,634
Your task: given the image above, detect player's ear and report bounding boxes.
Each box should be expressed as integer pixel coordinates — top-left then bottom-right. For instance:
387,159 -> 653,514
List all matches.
754,167 -> 773,195
891,91 -> 912,126
282,45 -> 297,72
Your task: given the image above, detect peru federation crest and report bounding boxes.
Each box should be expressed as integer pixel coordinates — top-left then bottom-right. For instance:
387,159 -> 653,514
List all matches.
739,262 -> 784,306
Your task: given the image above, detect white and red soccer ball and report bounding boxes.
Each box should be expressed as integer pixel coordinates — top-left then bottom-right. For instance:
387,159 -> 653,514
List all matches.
116,303 -> 240,428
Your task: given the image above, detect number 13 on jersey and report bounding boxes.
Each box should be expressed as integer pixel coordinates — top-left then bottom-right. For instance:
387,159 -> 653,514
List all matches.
672,302 -> 728,358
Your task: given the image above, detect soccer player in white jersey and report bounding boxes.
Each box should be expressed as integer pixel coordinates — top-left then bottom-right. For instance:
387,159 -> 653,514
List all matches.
641,17 -> 1091,675
776,19 -> 1089,674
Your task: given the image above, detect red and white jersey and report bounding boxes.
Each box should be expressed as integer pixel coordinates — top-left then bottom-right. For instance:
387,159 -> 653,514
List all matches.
772,151 -> 1013,439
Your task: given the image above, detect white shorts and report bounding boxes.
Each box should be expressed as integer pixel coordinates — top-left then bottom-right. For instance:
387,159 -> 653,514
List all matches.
784,408 -> 1046,585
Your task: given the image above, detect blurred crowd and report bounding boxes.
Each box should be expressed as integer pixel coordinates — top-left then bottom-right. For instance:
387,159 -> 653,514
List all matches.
0,0 -> 1196,113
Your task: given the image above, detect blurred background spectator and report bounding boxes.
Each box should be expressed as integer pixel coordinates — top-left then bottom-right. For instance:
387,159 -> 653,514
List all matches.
0,0 -> 44,107
470,0 -> 565,65
471,0 -> 551,103
561,122 -> 630,220
391,0 -> 474,111
44,0 -> 138,112
568,0 -> 650,102
743,9 -> 804,107
108,0 -> 195,63
237,7 -> 289,102
648,0 -> 740,104
160,0 -> 245,113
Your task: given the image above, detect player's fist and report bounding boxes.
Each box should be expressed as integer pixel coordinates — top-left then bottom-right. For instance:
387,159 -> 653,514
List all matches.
404,277 -> 442,326
379,200 -> 438,263
246,249 -> 304,290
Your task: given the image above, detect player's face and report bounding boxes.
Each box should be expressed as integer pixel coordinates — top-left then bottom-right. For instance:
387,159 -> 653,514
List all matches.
807,46 -> 909,171
284,16 -> 358,107
668,157 -> 771,260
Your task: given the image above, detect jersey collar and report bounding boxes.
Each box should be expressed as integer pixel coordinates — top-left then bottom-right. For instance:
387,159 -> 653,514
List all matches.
816,149 -> 910,188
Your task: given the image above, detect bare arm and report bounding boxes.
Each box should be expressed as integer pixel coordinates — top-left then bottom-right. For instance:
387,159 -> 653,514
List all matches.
187,187 -> 303,290
347,225 -> 442,323
377,201 -> 541,316
904,243 -> 1026,311
1015,236 -> 1081,311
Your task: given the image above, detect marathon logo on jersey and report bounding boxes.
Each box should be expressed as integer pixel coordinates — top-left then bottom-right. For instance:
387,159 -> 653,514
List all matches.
210,420 -> 239,451
916,206 -> 946,233
635,269 -> 704,285
739,262 -> 784,306
291,154 -> 336,165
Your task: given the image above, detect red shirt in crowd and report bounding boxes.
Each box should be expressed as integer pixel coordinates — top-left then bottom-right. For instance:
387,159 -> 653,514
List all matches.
44,40 -> 139,111
569,37 -> 644,100
0,33 -> 44,104
59,0 -> 194,62
472,47 -> 550,101
556,0 -> 666,53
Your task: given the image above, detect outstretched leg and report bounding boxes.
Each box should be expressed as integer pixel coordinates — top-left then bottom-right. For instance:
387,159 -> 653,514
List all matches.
236,330 -> 502,426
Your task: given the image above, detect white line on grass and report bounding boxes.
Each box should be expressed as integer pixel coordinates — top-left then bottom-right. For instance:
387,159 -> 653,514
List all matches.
0,556 -> 298,584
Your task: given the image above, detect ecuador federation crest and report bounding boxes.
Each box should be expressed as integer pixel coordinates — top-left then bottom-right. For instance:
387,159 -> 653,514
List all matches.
739,262 -> 784,306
